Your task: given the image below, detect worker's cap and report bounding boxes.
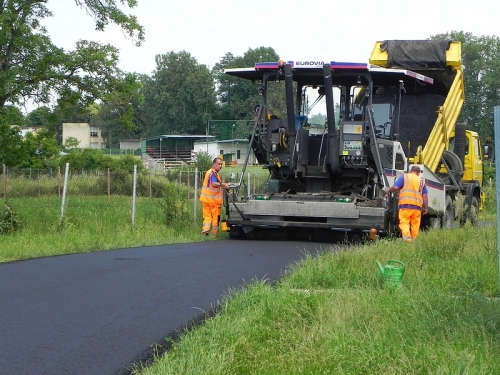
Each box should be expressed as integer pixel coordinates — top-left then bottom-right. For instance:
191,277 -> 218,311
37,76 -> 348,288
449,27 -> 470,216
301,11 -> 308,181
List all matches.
410,166 -> 422,173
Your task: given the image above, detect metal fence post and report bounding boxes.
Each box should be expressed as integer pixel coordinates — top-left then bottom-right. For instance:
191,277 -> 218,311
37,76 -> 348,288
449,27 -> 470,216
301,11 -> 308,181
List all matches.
148,170 -> 152,199
57,166 -> 61,198
493,105 -> 500,298
194,167 -> 198,223
2,164 -> 6,200
107,168 -> 111,203
131,164 -> 137,230
59,163 -> 70,230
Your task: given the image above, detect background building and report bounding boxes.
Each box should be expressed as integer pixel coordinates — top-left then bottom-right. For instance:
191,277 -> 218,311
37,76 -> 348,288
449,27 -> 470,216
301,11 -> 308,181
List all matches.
62,123 -> 105,149
194,139 -> 253,165
120,139 -> 141,150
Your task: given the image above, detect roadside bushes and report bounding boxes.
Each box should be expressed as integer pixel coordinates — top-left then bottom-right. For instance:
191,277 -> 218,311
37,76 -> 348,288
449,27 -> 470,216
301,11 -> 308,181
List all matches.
0,201 -> 19,234
160,182 -> 191,227
192,151 -> 213,173
59,149 -> 144,174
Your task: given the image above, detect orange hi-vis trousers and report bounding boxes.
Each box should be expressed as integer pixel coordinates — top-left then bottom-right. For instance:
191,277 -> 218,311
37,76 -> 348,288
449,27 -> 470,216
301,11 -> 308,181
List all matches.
202,203 -> 221,235
398,208 -> 422,242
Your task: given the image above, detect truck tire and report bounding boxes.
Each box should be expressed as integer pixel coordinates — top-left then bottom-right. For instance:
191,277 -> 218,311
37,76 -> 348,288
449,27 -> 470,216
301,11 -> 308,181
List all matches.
441,195 -> 454,228
461,196 -> 479,225
428,217 -> 441,229
439,151 -> 463,185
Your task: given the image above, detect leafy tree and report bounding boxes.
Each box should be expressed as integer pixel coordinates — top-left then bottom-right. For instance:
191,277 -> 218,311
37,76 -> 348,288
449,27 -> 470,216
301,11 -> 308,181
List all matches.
75,0 -> 144,45
431,32 -> 500,140
52,103 -> 92,124
26,106 -> 56,126
64,136 -> 80,149
91,103 -> 125,148
92,99 -> 144,148
125,74 -> 155,138
2,105 -> 25,125
142,51 -> 217,136
0,118 -> 23,166
0,119 -> 59,168
213,47 -> 281,120
0,0 -> 143,117
0,0 -> 144,167
17,128 -> 60,168
308,113 -> 327,127
0,108 -> 24,168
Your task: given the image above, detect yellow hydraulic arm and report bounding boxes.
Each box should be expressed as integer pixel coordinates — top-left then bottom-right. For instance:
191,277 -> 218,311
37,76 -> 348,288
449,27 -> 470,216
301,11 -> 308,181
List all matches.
369,41 -> 464,172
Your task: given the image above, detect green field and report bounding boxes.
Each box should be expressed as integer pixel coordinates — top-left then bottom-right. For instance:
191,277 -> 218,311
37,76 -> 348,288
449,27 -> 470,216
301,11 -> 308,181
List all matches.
0,195 -> 204,263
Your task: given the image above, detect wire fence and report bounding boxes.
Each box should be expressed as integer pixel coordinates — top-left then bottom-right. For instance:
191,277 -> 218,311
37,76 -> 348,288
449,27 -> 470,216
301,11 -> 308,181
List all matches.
1,164 -> 269,232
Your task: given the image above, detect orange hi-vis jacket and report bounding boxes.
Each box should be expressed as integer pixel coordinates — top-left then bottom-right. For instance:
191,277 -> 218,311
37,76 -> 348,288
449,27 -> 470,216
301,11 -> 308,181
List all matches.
200,168 -> 223,206
398,173 -> 425,208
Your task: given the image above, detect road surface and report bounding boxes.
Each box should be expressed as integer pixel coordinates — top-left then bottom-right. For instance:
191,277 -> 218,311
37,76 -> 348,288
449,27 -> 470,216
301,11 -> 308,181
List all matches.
0,239 -> 332,375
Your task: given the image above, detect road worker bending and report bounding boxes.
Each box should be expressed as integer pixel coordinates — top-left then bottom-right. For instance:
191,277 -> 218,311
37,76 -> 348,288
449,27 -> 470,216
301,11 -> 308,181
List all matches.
200,157 -> 230,238
384,166 -> 429,242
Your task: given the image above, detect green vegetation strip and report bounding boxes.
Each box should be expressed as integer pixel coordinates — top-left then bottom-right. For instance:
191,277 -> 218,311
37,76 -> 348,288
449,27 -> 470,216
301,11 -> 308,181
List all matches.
0,195 -> 203,263
136,223 -> 499,375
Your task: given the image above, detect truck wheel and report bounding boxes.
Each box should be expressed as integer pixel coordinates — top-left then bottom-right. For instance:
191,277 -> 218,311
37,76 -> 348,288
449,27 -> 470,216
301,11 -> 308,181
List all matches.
441,196 -> 454,228
387,219 -> 397,237
428,217 -> 441,229
461,196 -> 479,225
439,151 -> 463,185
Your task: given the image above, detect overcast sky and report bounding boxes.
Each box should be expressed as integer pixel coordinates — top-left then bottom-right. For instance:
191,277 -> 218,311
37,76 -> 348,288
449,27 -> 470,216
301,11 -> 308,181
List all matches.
44,0 -> 500,76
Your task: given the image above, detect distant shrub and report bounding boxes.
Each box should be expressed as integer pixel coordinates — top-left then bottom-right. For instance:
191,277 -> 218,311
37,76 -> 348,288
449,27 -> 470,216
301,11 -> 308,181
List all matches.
483,163 -> 495,185
192,152 -> 213,173
481,184 -> 496,214
60,149 -> 144,174
160,182 -> 191,227
0,201 -> 19,234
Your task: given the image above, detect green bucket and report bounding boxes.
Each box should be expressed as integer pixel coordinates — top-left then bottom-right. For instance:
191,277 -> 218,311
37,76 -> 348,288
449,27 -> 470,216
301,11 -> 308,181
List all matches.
376,260 -> 405,288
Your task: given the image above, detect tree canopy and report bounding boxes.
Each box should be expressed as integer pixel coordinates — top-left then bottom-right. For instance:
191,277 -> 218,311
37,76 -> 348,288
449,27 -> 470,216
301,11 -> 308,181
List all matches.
0,0 -> 143,113
432,32 -> 500,140
0,0 -> 144,167
75,0 -> 144,45
213,47 -> 281,120
138,51 -> 217,136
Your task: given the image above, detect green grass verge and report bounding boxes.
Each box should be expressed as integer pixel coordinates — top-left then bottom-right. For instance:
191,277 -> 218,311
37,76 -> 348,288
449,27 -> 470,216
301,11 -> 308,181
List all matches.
135,222 -> 499,375
0,196 -> 207,263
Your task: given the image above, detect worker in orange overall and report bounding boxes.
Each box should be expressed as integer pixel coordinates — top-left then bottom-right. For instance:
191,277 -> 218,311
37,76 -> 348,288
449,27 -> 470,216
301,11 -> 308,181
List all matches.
200,157 -> 230,237
384,166 -> 429,242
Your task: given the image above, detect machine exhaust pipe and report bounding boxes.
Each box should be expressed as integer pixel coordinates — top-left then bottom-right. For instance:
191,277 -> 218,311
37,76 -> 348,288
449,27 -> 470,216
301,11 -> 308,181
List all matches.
284,63 -> 297,170
323,64 -> 341,174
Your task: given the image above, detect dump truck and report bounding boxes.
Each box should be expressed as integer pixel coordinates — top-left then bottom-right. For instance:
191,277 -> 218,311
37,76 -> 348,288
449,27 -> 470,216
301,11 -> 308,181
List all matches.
223,40 -> 485,240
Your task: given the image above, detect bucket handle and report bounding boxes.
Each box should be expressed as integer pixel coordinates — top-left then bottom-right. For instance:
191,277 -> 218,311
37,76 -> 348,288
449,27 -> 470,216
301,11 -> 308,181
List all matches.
387,260 -> 405,271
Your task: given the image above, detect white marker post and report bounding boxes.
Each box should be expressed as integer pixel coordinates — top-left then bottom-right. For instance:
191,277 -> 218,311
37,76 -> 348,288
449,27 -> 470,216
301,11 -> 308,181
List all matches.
494,105 -> 500,297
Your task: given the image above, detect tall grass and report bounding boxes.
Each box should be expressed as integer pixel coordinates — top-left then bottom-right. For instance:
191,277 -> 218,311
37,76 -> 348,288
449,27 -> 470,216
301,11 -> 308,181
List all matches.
135,222 -> 499,375
0,195 -> 204,263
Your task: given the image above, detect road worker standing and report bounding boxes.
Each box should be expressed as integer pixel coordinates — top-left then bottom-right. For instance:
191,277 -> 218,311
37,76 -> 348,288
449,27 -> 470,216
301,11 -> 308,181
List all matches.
384,166 -> 429,242
200,157 -> 230,238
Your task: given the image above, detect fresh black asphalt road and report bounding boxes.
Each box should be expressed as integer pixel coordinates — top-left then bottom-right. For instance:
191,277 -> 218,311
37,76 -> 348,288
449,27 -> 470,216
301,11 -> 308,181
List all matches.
0,239 -> 332,375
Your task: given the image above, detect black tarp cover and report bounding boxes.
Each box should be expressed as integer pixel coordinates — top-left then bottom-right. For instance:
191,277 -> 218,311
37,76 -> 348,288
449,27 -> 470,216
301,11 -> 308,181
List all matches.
380,40 -> 452,69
